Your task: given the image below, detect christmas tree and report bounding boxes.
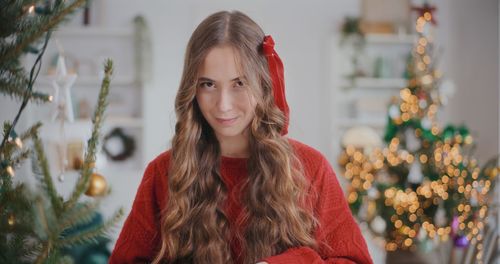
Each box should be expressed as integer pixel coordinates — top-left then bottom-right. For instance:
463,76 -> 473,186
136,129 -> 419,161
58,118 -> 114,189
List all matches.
338,3 -> 499,263
0,1 -> 123,262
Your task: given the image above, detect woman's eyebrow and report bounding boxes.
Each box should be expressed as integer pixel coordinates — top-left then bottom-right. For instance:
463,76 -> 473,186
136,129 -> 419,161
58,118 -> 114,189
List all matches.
198,76 -> 244,82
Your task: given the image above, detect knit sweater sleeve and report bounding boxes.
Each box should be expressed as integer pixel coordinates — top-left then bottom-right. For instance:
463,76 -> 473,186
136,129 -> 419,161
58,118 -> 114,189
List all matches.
263,148 -> 373,264
109,159 -> 163,264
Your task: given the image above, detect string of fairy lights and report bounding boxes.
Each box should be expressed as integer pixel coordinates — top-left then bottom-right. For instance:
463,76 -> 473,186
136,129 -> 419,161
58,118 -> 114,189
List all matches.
1,4 -> 107,199
339,4 -> 498,262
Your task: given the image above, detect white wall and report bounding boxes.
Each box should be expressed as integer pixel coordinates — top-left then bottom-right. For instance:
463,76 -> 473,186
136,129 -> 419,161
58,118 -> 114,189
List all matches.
436,0 -> 499,163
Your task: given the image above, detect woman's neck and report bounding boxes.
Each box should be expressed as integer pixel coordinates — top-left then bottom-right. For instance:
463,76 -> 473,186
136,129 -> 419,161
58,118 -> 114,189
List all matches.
218,133 -> 250,158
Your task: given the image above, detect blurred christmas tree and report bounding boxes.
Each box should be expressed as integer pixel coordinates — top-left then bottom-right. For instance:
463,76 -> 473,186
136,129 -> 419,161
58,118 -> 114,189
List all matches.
338,2 -> 499,263
0,1 -> 123,263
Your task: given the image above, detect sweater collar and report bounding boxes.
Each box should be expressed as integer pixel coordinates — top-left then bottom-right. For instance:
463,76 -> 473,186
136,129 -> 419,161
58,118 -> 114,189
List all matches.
221,155 -> 248,169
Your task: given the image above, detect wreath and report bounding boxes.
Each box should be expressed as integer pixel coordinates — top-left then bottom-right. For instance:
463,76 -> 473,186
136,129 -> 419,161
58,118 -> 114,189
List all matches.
102,127 -> 136,161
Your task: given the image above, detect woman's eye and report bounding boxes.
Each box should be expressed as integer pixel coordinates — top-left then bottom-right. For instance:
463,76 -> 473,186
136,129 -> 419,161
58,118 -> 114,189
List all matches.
235,81 -> 245,87
199,82 -> 214,89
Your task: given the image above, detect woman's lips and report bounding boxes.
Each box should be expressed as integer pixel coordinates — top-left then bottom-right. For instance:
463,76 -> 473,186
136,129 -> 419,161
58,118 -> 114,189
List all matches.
216,117 -> 238,126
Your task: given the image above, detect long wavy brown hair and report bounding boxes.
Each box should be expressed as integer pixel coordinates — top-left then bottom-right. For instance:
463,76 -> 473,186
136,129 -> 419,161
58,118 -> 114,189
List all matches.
153,10 -> 318,264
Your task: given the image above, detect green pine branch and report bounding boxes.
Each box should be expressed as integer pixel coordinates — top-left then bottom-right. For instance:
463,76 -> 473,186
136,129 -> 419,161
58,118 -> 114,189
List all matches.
1,122 -> 42,177
34,196 -> 54,241
2,2 -> 124,263
32,134 -> 63,216
33,197 -> 57,264
0,66 -> 49,103
0,0 -> 39,37
56,208 -> 124,248
10,149 -> 31,168
0,183 -> 38,264
19,122 -> 42,141
64,60 -> 113,212
33,60 -> 119,262
58,202 -> 100,232
0,0 -> 88,64
0,28 -> 51,154
0,0 -> 88,153
1,122 -> 15,156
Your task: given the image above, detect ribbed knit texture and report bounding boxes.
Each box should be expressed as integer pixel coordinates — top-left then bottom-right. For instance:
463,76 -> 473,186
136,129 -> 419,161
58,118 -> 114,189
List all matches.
109,139 -> 373,264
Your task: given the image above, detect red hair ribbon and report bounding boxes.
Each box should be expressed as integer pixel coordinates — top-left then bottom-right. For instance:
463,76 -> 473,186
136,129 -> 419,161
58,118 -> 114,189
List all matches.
262,35 -> 289,136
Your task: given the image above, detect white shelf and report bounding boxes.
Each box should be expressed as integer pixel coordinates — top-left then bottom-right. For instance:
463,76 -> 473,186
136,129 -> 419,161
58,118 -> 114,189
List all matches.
342,77 -> 407,89
66,117 -> 143,128
105,116 -> 143,128
365,33 -> 416,45
53,27 -> 133,38
336,117 -> 387,129
37,76 -> 136,86
337,89 -> 397,101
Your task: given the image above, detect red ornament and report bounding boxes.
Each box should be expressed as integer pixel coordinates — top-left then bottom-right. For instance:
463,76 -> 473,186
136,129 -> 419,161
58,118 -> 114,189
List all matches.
417,90 -> 427,100
411,3 -> 438,25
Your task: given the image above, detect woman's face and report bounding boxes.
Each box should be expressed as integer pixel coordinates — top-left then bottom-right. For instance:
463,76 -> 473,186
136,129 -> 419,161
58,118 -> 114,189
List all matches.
195,45 -> 257,144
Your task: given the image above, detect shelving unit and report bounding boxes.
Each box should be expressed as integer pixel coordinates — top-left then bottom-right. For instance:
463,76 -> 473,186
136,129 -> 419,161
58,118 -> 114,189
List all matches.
27,20 -> 147,170
330,33 -> 415,166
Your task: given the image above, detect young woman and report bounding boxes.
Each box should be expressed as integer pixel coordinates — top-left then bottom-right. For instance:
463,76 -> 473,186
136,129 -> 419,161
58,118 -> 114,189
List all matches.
110,10 -> 373,264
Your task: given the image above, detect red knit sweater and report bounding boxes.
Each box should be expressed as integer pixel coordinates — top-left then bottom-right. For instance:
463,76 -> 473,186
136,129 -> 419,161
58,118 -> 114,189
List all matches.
109,139 -> 373,263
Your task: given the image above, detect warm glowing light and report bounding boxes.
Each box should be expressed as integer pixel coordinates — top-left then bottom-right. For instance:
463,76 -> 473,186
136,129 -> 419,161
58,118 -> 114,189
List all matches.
6,166 -> 14,177
421,74 -> 433,85
8,214 -> 15,226
418,38 -> 428,46
409,214 -> 417,222
28,5 -> 35,14
386,242 -> 398,251
346,145 -> 355,155
442,175 -> 449,183
431,126 -> 439,135
348,192 -> 358,203
15,137 -> 23,148
423,55 -> 431,64
417,62 -> 426,71
400,89 -> 411,101
420,154 -> 428,163
417,45 -> 425,54
424,12 -> 432,21
402,113 -> 410,122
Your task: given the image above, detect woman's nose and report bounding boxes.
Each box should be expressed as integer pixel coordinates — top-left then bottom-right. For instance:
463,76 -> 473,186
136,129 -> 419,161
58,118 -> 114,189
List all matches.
216,87 -> 234,112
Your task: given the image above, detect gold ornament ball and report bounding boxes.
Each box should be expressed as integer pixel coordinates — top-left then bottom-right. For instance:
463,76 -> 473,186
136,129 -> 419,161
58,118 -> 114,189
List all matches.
85,173 -> 108,197
489,167 -> 499,179
484,167 -> 498,179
